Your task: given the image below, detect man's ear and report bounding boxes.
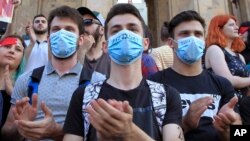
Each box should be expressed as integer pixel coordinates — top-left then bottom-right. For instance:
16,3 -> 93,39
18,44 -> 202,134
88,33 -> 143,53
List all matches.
167,38 -> 175,49
99,26 -> 104,35
102,41 -> 108,53
78,34 -> 85,47
143,37 -> 149,51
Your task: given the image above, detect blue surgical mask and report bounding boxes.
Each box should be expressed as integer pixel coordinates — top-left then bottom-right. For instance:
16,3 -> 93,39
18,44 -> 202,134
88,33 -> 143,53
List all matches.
108,29 -> 143,65
50,29 -> 78,58
175,36 -> 205,64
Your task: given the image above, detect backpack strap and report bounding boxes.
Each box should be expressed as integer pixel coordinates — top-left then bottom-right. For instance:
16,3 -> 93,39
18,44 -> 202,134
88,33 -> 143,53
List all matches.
28,66 -> 45,104
82,80 -> 105,141
146,80 -> 167,132
79,67 -> 91,87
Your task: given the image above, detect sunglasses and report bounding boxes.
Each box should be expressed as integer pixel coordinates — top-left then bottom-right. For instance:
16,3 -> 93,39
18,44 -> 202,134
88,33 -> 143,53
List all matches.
83,19 -> 101,26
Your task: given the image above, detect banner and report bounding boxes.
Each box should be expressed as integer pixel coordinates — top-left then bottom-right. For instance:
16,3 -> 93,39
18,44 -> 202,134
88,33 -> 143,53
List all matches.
0,0 -> 14,23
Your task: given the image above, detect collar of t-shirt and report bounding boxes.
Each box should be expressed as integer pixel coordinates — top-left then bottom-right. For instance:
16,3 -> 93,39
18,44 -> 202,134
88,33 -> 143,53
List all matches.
46,61 -> 83,75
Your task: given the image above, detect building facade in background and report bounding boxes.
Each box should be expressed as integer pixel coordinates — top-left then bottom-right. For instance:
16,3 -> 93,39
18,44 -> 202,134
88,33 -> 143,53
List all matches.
10,0 -> 250,47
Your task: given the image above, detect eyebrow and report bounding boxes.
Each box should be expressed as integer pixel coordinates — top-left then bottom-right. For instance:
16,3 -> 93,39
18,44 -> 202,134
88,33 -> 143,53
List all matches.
110,23 -> 140,29
178,30 -> 204,35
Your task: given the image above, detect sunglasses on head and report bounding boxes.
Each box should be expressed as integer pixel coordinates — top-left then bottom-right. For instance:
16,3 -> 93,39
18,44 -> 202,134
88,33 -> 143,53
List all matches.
83,19 -> 101,26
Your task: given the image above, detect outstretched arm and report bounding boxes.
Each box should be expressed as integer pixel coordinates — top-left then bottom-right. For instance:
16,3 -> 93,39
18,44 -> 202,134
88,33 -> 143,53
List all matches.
1,0 -> 22,39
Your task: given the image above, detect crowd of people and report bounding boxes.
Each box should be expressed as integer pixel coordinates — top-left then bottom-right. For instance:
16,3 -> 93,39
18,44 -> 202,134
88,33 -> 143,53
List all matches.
0,0 -> 250,141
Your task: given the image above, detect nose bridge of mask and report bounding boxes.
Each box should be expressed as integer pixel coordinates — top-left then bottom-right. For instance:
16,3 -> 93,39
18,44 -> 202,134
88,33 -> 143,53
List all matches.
49,29 -> 78,58
192,36 -> 205,50
107,29 -> 144,65
108,29 -> 142,47
50,29 -> 78,39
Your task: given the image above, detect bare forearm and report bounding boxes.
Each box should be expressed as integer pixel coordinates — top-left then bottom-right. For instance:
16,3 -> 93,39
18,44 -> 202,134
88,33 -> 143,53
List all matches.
77,50 -> 87,65
51,123 -> 64,141
24,42 -> 35,60
1,10 -> 17,39
124,124 -> 154,141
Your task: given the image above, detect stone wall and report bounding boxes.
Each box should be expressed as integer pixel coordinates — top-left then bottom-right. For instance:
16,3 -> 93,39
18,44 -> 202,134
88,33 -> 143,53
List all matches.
9,0 -> 250,46
12,0 -> 115,36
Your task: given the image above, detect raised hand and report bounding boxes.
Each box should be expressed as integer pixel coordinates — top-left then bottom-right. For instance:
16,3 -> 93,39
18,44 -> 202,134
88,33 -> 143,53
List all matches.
12,0 -> 21,9
182,96 -> 213,132
13,94 -> 38,121
213,96 -> 241,132
25,21 -> 36,43
15,100 -> 61,140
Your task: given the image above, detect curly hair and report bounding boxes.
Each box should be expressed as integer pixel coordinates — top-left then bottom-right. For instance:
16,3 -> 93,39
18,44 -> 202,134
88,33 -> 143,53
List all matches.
206,14 -> 245,53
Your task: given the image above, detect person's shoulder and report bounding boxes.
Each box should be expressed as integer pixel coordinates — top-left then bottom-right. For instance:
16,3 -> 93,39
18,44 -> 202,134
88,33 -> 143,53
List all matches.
15,70 -> 32,82
204,70 -> 231,85
206,45 -> 224,54
150,68 -> 171,78
149,69 -> 164,82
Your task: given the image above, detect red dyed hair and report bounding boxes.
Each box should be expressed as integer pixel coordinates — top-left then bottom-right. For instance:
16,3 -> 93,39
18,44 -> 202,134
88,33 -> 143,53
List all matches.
206,14 -> 245,53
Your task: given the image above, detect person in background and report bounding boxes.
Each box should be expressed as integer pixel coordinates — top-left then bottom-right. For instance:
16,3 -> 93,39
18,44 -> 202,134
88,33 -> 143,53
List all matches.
206,14 -> 250,125
24,14 -> 49,72
239,21 -> 250,70
77,7 -> 110,79
205,15 -> 250,96
150,10 -> 242,141
141,26 -> 158,78
150,21 -> 173,71
238,21 -> 250,125
0,35 -> 25,135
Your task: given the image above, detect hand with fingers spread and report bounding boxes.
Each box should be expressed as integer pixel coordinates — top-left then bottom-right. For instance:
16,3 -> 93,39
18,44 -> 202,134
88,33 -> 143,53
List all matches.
13,94 -> 62,140
4,65 -> 14,95
182,96 -> 214,133
213,96 -> 242,133
15,102 -> 61,140
13,94 -> 38,121
86,99 -> 134,140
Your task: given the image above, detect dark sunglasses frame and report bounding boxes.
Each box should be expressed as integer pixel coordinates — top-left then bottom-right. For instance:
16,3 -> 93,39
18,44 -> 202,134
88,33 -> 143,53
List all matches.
83,19 -> 101,26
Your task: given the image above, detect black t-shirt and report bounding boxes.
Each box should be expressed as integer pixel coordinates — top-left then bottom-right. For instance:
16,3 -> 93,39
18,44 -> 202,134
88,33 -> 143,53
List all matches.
84,53 -> 111,77
150,68 -> 236,141
239,96 -> 250,125
0,90 -> 11,129
63,78 -> 182,141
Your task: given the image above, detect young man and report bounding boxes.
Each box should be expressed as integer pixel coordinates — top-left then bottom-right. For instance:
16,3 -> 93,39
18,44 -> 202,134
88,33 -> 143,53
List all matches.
63,4 -> 183,141
24,14 -> 49,72
77,7 -> 110,78
150,10 -> 242,141
1,5 -> 90,141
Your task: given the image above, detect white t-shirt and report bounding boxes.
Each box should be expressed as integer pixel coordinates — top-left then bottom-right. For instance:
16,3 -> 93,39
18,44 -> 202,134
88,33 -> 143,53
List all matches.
24,40 -> 49,72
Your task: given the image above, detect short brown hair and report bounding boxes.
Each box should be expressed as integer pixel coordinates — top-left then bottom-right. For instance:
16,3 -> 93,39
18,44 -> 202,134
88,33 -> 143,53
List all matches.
104,3 -> 146,39
47,5 -> 84,35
